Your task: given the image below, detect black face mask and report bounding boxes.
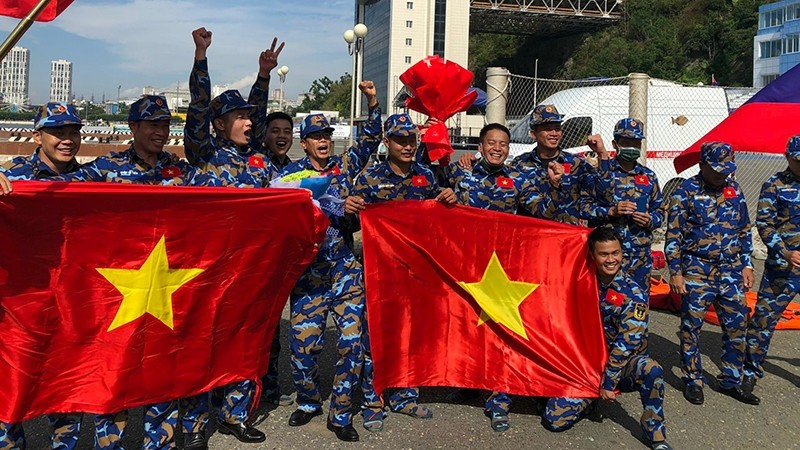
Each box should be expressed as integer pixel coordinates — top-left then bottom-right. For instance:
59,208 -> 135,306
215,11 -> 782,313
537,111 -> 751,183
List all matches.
617,146 -> 641,162
478,157 -> 504,174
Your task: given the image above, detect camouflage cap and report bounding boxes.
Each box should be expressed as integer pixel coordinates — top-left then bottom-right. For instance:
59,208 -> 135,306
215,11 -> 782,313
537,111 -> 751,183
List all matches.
787,135 -> 800,160
529,104 -> 563,127
210,89 -> 255,119
700,141 -> 736,175
33,102 -> 82,130
128,95 -> 171,122
613,118 -> 645,140
383,113 -> 419,137
300,113 -> 335,139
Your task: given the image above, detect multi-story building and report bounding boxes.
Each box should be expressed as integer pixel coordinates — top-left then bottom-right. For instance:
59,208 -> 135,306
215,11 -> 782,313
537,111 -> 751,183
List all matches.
50,59 -> 73,103
753,0 -> 800,88
0,46 -> 30,108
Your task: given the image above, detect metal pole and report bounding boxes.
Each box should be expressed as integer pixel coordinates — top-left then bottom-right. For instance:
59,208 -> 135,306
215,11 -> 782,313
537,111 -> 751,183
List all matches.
485,67 -> 510,126
349,51 -> 356,147
0,0 -> 52,61
628,72 -> 649,165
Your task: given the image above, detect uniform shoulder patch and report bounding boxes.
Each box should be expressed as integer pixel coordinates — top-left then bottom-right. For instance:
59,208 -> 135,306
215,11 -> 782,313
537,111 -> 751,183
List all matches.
633,302 -> 648,320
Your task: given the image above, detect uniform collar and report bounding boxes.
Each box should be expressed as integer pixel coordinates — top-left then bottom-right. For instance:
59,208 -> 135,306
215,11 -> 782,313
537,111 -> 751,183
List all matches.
377,160 -> 424,179
30,148 -> 79,179
126,146 -> 175,169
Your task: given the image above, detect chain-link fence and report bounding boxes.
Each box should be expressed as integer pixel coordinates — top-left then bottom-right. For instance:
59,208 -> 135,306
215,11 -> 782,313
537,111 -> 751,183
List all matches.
501,71 -> 787,285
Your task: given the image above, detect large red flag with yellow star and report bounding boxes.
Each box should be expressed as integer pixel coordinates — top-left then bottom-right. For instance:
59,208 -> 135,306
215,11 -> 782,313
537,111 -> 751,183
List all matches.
0,182 -> 326,423
361,201 -> 607,398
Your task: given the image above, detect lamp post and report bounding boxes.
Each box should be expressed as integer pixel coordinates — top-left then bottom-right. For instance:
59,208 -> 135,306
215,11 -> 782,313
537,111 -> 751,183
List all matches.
344,23 -> 368,146
277,65 -> 289,111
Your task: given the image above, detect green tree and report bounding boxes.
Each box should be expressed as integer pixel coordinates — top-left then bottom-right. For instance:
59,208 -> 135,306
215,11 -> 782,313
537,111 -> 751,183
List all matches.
297,74 -> 354,116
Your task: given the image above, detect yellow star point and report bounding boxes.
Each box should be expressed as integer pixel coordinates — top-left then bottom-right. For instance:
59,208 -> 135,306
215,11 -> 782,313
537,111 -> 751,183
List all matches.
98,235 -> 205,332
458,252 -> 539,340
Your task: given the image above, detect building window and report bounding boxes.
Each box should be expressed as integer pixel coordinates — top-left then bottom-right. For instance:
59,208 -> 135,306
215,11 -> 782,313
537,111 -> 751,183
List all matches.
785,33 -> 800,54
405,56 -> 412,64
433,0 -> 447,57
406,20 -> 413,28
762,74 -> 779,86
407,1 -> 413,9
786,2 -> 800,20
759,8 -> 784,28
759,39 -> 782,58
405,38 -> 412,46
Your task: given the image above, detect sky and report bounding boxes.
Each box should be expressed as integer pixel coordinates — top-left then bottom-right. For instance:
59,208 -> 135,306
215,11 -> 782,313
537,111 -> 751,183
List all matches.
0,0 -> 356,104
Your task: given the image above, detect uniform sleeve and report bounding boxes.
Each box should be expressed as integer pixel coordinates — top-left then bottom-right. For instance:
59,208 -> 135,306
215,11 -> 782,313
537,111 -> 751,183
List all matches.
601,299 -> 648,391
756,178 -> 788,263
343,106 -> 382,177
427,173 -> 442,200
648,175 -> 665,230
665,186 -> 689,276
351,172 -> 371,203
247,75 -> 271,151
737,185 -> 754,267
518,171 -> 558,219
575,158 -> 602,220
184,58 -> 212,167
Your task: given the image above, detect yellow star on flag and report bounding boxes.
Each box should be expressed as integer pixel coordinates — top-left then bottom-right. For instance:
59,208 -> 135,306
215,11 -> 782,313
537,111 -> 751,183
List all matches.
98,235 -> 205,332
457,252 -> 540,340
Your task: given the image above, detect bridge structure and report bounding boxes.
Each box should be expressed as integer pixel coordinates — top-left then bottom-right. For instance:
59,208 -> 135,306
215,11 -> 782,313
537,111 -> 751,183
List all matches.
469,0 -> 625,37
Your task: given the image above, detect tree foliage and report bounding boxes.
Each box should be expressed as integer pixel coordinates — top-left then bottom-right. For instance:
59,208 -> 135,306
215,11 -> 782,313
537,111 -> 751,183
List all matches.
298,73 -> 353,116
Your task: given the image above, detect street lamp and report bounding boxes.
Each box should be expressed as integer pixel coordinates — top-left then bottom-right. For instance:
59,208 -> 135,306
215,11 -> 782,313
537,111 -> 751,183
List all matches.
344,23 -> 368,146
277,65 -> 289,111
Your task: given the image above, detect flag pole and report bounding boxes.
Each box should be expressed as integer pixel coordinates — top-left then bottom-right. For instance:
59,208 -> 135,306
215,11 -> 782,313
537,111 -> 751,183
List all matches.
0,0 -> 52,61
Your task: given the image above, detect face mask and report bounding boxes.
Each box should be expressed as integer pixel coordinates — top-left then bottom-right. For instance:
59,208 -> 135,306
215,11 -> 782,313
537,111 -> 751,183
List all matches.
617,146 -> 641,162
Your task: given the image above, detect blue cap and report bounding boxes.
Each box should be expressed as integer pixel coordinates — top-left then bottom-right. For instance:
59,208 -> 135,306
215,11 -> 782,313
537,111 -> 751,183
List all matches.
700,142 -> 736,175
787,135 -> 800,160
529,104 -> 563,127
210,89 -> 255,119
128,95 -> 172,122
384,113 -> 419,137
613,118 -> 645,140
34,102 -> 82,130
300,113 -> 335,139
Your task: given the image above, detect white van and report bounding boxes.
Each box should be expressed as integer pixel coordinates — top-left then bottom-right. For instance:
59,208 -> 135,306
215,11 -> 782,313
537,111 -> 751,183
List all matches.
507,81 -> 738,194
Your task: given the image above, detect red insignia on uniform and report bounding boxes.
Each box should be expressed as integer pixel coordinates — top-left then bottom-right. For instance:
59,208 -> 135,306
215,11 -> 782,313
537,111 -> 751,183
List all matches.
496,177 -> 513,189
606,289 -> 624,306
322,165 -> 341,176
562,163 -> 572,174
155,98 -> 164,106
248,156 -> 265,168
412,175 -> 428,187
56,104 -> 66,113
160,166 -> 181,178
630,120 -> 637,127
545,106 -> 553,113
723,187 -> 737,199
399,115 -> 406,122
635,175 -> 650,186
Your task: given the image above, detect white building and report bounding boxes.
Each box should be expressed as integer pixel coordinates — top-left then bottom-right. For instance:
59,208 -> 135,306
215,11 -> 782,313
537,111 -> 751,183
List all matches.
50,59 -> 73,103
0,46 -> 30,108
753,0 -> 800,88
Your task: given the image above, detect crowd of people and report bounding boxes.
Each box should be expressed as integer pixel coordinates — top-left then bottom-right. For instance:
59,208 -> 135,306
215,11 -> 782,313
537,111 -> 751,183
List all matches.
1,27 -> 799,450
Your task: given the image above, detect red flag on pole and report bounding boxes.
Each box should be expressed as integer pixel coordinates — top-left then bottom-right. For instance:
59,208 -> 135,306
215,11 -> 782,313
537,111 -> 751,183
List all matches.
361,201 -> 607,398
0,0 -> 75,21
0,182 -> 326,423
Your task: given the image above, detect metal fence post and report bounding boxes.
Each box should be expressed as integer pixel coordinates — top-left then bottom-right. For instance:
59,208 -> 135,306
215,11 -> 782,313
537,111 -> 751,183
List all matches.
629,73 -> 650,165
486,67 -> 510,126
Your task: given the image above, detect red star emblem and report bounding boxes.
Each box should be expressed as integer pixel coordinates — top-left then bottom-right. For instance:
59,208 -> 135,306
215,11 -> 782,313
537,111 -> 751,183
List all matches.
606,289 -> 624,306
248,156 -> 265,168
412,175 -> 428,187
723,187 -> 737,199
160,166 -> 181,178
635,175 -> 650,186
562,163 -> 572,174
496,176 -> 513,189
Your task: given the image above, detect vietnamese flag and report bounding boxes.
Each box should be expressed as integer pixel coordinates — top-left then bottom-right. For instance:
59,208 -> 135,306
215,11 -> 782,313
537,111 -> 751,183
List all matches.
0,182 -> 326,423
0,0 -> 75,21
361,201 -> 607,398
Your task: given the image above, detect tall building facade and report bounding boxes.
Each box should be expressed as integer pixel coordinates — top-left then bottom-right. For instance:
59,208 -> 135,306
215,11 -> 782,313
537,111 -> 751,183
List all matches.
0,46 -> 30,107
360,0 -> 471,120
50,59 -> 73,103
753,0 -> 800,88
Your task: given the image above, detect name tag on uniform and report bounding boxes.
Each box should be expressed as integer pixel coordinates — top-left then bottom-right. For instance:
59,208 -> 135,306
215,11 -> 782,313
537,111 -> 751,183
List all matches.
161,166 -> 181,178
248,156 -> 265,168
635,175 -> 650,186
723,187 -> 737,199
496,176 -> 514,189
378,183 -> 395,189
562,163 -> 572,174
411,175 -> 428,187
695,195 -> 711,200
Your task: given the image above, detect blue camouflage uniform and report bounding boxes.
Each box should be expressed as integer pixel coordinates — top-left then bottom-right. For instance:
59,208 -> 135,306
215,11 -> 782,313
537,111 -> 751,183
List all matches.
184,58 -> 271,188
590,119 -> 665,295
281,110 -> 381,428
350,114 -> 441,424
0,103 -> 85,450
745,135 -> 800,381
665,142 -> 753,390
542,271 -> 666,444
510,104 -> 597,225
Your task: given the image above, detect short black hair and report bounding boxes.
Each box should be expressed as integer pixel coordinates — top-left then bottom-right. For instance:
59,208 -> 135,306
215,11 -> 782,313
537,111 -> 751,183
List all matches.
265,111 -> 293,128
587,227 -> 622,252
479,123 -> 511,143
